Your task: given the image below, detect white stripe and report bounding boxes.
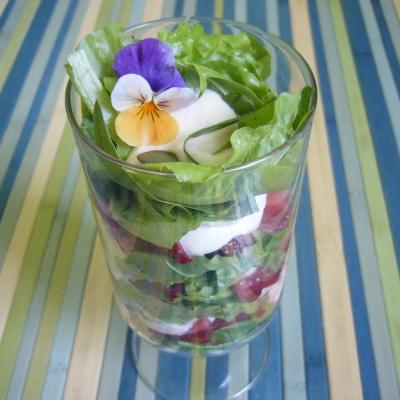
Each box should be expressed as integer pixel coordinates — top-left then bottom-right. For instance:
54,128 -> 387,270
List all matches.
40,202 -> 96,400
234,0 -> 246,22
133,338 -> 157,400
182,0 -> 197,16
228,344 -> 249,400
5,154 -> 80,400
359,0 -> 400,153
380,0 -> 400,62
111,0 -> 123,21
96,302 -> 127,400
280,242 -> 307,400
317,1 -> 400,398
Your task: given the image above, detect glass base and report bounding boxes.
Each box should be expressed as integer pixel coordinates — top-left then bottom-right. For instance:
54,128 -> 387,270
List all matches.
131,327 -> 270,399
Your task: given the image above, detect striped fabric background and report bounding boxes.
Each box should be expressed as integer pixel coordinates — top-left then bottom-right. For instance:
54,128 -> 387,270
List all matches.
0,0 -> 399,399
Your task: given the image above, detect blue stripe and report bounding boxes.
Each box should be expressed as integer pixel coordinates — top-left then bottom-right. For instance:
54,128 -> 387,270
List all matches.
223,0 -> 234,20
308,1 -> 380,397
196,0 -> 213,17
155,352 -> 190,400
277,0 -> 292,45
0,0 -> 78,221
174,0 -> 184,16
370,0 -> 400,92
0,0 -> 57,141
341,0 -> 400,269
296,177 -> 330,400
118,330 -> 137,400
247,0 -> 266,30
0,0 -> 15,31
249,312 -> 283,400
205,354 -> 228,400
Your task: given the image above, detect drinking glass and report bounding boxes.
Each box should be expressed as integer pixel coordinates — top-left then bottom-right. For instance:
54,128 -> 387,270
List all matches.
66,17 -> 316,399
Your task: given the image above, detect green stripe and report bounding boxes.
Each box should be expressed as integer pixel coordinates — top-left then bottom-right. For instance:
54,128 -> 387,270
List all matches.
118,0 -> 134,24
21,172 -> 87,400
0,0 -> 41,89
0,130 -> 73,399
330,0 -> 400,382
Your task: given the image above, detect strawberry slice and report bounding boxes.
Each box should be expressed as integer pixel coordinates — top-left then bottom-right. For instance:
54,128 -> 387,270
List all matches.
259,190 -> 293,233
181,318 -> 215,343
171,243 -> 193,264
232,267 -> 281,302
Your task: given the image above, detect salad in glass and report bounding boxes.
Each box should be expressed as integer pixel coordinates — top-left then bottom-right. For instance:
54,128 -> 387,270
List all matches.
65,19 -> 315,353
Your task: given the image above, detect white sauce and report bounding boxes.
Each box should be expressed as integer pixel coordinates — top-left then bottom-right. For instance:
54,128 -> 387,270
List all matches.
127,89 -> 236,163
180,194 -> 267,256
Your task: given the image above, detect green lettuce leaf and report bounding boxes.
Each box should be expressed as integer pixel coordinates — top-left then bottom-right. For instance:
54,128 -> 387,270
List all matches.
159,22 -> 276,114
65,23 -> 132,159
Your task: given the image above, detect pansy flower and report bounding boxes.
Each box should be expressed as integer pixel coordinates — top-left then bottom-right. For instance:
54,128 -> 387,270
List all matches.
111,38 -> 197,146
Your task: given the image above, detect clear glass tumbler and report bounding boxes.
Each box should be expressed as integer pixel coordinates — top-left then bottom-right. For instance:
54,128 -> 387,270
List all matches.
66,17 -> 316,399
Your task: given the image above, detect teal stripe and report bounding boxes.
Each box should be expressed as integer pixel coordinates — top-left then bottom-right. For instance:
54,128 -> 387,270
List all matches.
0,0 -> 89,270
39,202 -> 96,400
163,0 -> 177,17
110,0 -> 123,21
97,302 -> 127,400
359,0 -> 400,153
281,243 -> 306,400
5,151 -> 80,400
128,0 -> 146,26
0,0 -> 25,55
316,1 -> 399,397
380,0 -> 400,62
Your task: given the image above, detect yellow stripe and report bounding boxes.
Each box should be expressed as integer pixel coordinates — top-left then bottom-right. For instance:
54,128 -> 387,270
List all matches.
142,0 -> 165,20
0,0 -> 8,18
189,357 -> 206,400
214,0 -> 223,18
0,0 -> 105,344
330,0 -> 400,381
63,238 -> 114,400
0,0 -> 41,90
393,0 -> 400,21
289,1 -> 363,399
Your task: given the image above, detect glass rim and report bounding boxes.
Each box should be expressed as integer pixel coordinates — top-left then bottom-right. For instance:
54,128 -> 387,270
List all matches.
65,16 -> 317,177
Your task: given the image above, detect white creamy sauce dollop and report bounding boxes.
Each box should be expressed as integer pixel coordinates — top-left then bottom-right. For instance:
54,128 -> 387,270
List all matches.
180,194 -> 267,256
127,89 -> 236,163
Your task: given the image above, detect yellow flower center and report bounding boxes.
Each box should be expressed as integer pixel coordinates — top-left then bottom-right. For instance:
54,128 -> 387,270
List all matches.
115,101 -> 179,146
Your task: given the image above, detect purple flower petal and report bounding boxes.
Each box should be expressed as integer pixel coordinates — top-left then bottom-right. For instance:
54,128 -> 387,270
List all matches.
113,38 -> 186,92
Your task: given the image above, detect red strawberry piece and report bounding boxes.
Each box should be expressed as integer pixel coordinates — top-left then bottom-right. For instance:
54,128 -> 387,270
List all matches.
171,243 -> 193,264
164,283 -> 186,301
232,267 -> 281,302
259,191 -> 293,233
181,318 -> 214,344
